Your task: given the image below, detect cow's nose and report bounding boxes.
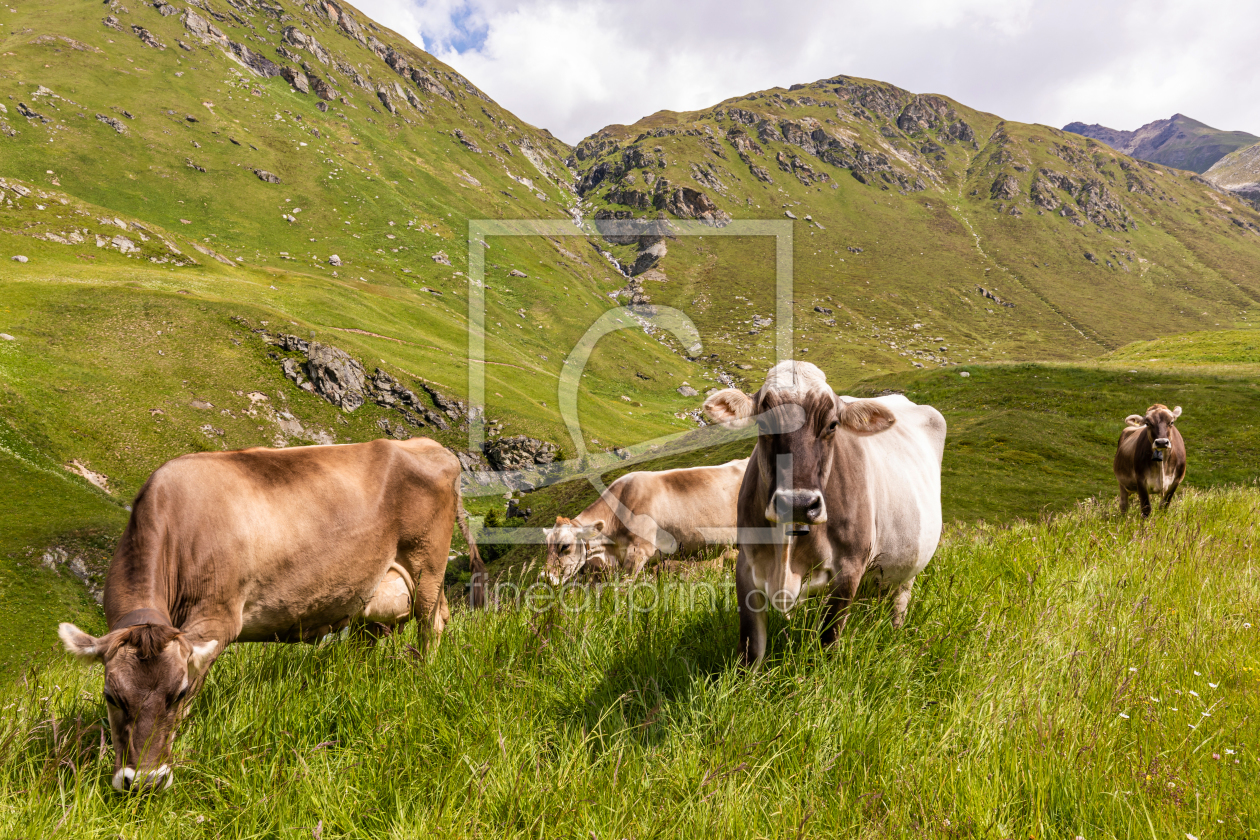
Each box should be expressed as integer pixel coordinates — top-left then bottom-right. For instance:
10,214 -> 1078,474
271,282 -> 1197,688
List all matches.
769,489 -> 826,524
1155,438 -> 1170,449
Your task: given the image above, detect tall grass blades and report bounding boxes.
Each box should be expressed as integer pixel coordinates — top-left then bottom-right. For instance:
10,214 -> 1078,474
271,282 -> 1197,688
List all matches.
0,487 -> 1257,838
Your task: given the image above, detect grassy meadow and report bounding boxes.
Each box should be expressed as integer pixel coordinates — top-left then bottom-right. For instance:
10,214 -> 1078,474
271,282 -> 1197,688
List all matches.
1,486 -> 1257,838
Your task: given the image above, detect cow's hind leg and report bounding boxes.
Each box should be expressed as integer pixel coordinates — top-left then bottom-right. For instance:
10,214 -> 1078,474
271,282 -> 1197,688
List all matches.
411,569 -> 449,655
890,577 -> 916,629
1117,485 -> 1130,515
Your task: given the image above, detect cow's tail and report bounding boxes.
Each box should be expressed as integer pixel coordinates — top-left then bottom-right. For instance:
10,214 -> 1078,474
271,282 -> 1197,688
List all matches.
454,480 -> 487,608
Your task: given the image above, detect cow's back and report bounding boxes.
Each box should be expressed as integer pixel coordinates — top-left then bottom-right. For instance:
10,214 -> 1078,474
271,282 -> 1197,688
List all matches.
606,459 -> 747,551
110,438 -> 460,641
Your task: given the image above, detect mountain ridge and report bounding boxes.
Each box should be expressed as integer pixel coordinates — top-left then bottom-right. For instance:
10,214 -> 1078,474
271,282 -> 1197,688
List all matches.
1062,113 -> 1257,174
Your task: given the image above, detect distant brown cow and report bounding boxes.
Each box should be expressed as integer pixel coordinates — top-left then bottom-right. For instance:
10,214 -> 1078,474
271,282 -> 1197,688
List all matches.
1114,403 -> 1186,516
59,438 -> 483,792
543,459 -> 748,584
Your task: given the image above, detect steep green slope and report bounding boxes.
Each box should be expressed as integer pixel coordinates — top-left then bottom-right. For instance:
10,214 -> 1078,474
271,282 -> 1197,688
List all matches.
570,78 -> 1260,396
1064,113 -> 1258,174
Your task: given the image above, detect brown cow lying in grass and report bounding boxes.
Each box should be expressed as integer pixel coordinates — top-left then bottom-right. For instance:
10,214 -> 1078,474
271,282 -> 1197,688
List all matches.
59,437 -> 482,792
1114,403 -> 1186,517
542,459 -> 748,584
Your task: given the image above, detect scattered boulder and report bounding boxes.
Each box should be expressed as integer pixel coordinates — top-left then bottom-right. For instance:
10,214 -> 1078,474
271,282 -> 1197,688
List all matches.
11,256 -> 28,263
305,341 -> 368,411
96,114 -> 128,134
431,251 -> 450,265
328,254 -> 342,266
508,268 -> 527,278
0,333 -> 14,340
253,169 -> 281,184
131,24 -> 166,49
677,384 -> 698,397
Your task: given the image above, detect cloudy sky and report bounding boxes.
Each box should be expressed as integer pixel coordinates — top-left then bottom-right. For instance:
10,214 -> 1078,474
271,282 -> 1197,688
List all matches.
355,0 -> 1260,146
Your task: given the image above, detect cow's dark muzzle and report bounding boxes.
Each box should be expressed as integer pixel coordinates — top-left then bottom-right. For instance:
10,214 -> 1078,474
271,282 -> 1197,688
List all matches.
769,489 -> 826,535
1153,438 -> 1170,460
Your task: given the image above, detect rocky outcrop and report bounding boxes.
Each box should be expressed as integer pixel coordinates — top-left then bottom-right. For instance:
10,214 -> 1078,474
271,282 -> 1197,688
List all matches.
269,334 -> 455,429
990,173 -> 1020,201
482,435 -> 558,472
659,186 -> 730,225
281,66 -> 309,94
230,41 -> 282,78
304,341 -> 367,411
182,9 -> 227,44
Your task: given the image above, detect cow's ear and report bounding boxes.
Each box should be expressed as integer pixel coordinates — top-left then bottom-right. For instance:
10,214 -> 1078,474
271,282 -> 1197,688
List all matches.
186,639 -> 218,678
704,389 -> 755,428
1171,406 -> 1182,421
579,520 -> 606,540
839,399 -> 896,435
1125,414 -> 1145,427
59,623 -> 104,663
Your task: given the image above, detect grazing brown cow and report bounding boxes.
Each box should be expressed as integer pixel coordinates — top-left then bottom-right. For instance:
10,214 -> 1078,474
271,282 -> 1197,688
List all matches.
704,361 -> 946,665
59,437 -> 483,792
543,459 -> 748,584
1114,404 -> 1186,517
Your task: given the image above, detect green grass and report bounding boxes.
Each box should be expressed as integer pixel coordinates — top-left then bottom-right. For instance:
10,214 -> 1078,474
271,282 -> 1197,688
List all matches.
1106,328 -> 1260,366
1,486 -> 1257,838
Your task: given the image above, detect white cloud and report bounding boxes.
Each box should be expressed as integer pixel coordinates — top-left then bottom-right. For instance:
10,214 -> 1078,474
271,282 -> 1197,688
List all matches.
355,0 -> 1260,144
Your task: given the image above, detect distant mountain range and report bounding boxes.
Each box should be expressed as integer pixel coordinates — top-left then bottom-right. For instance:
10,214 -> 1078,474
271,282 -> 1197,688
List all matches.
1063,114 -> 1257,174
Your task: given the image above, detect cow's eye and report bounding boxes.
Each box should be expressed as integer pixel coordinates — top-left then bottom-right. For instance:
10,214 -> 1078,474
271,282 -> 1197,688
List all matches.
825,420 -> 839,434
103,690 -> 120,708
174,687 -> 189,704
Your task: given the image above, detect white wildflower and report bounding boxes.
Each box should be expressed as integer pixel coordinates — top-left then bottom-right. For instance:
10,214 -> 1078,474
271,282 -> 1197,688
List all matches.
1189,690 -> 1199,697
1208,683 -> 1218,688
1119,713 -> 1130,719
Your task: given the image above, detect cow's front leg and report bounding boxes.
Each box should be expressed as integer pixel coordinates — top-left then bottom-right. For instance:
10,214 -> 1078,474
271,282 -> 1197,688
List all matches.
736,551 -> 767,666
820,564 -> 863,646
890,577 -> 916,629
1136,486 -> 1152,518
623,540 -> 655,577
1117,485 -> 1130,515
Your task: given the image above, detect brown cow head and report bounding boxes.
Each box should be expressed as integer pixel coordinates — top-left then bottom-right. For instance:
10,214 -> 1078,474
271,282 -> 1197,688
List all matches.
1125,404 -> 1182,461
704,362 -> 896,534
59,621 -> 217,792
543,516 -> 605,584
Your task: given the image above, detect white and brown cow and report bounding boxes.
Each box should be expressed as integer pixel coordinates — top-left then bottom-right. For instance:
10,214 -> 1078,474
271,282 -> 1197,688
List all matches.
704,361 -> 945,665
1114,403 -> 1186,516
59,437 -> 483,792
543,459 -> 748,584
